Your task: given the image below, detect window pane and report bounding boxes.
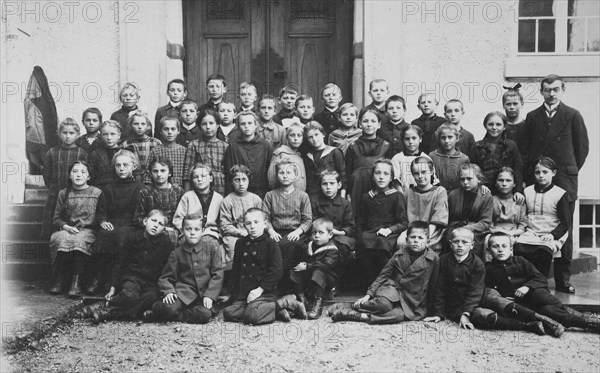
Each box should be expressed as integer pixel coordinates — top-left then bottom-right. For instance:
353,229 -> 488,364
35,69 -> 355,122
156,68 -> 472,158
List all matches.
580,204 -> 593,224
519,20 -> 537,52
596,228 -> 600,248
569,0 -> 599,16
520,0 -> 554,17
580,227 -> 593,247
568,19 -> 586,52
588,18 -> 600,51
596,204 -> 600,222
539,19 -> 556,52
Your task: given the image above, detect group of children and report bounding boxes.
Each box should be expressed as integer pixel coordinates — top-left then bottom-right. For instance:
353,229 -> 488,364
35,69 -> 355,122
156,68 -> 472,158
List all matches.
42,73 -> 598,335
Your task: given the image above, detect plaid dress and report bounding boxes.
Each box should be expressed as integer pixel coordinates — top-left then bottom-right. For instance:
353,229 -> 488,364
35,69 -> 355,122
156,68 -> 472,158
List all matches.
183,139 -> 229,195
42,145 -> 88,238
133,183 -> 185,244
124,136 -> 162,182
145,144 -> 187,185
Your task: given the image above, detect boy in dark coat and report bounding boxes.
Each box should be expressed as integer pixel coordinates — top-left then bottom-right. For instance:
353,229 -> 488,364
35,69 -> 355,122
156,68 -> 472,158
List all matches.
82,209 -> 173,323
520,74 -> 589,293
143,214 -> 223,324
330,221 -> 438,324
291,218 -> 340,319
223,208 -> 307,324
486,232 -> 600,334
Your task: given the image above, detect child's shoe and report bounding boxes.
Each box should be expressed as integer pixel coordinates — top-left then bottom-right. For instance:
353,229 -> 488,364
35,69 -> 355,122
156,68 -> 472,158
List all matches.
79,302 -> 106,319
307,298 -> 323,320
534,313 -> 565,337
297,293 -> 308,310
330,308 -> 364,322
49,275 -> 65,295
584,316 -> 600,333
276,294 -> 307,319
92,306 -> 117,324
68,275 -> 83,298
276,309 -> 292,322
142,310 -> 156,323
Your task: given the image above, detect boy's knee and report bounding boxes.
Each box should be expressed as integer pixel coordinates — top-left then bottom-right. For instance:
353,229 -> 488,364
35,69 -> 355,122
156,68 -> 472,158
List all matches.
244,302 -> 276,325
152,301 -> 179,320
183,306 -> 212,324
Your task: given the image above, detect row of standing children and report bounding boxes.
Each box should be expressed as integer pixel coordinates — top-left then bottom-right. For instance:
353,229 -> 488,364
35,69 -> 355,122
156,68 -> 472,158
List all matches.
44,74 -> 592,333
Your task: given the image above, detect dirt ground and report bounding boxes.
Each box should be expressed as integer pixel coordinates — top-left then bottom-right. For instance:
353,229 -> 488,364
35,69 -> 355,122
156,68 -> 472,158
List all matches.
3,308 -> 600,373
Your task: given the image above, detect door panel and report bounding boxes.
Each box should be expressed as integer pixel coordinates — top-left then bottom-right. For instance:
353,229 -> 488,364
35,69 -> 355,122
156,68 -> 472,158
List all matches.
184,0 -> 352,111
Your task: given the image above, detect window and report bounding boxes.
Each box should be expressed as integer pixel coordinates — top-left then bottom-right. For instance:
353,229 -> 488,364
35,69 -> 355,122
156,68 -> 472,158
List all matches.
579,201 -> 600,249
506,0 -> 600,77
518,0 -> 599,54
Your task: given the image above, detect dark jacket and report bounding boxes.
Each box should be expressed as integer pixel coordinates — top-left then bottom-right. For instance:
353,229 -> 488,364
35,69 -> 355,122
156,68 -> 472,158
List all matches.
158,236 -> 224,304
314,108 -> 342,138
469,135 -> 524,194
520,102 -> 589,201
303,146 -> 347,196
223,136 -> 273,198
301,241 -> 340,276
230,232 -> 283,300
310,194 -> 355,237
412,114 -> 446,153
367,246 -> 439,320
485,255 -> 549,297
431,251 -> 485,321
109,230 -> 174,287
377,119 -> 410,158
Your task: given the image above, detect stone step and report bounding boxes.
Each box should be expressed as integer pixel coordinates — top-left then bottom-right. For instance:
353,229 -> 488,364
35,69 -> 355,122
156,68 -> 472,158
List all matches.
25,174 -> 47,189
3,222 -> 43,240
4,203 -> 45,223
24,188 -> 48,203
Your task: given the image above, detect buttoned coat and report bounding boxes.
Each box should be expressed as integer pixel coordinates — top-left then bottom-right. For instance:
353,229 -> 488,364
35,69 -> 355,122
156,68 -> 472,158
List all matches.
366,246 -> 439,320
484,255 -> 549,297
520,102 -> 589,200
158,236 -> 224,305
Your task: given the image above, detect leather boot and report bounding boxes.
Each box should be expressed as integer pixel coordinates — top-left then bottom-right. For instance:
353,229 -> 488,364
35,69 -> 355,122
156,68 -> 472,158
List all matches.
68,275 -> 83,298
584,316 -> 600,333
307,297 -> 323,320
276,294 -> 307,319
297,294 -> 309,311
534,313 -> 565,337
276,309 -> 291,322
494,315 -> 545,336
49,274 -> 65,295
86,275 -> 101,295
79,302 -> 106,319
92,306 -> 117,324
330,308 -> 365,322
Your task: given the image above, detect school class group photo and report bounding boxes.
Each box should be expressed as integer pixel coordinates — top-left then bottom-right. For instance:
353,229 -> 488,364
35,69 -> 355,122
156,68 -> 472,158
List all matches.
41,70 -> 598,337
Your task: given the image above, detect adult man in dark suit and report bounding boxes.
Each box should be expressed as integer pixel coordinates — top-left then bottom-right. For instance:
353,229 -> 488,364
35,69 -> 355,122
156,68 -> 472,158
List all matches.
521,74 -> 589,294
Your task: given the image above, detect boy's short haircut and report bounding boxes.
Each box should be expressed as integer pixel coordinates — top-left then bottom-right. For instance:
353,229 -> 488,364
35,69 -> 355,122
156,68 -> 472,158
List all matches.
229,164 -> 252,178
295,95 -> 313,108
417,93 -> 439,105
239,82 -> 257,93
82,107 -> 103,123
148,156 -> 174,176
502,88 -> 524,105
183,213 -> 203,227
217,101 -> 236,111
444,99 -> 464,112
406,220 -> 430,238
235,111 -> 260,125
458,162 -> 486,184
372,158 -> 395,179
58,118 -> 81,134
180,99 -> 199,111
304,121 -> 325,135
488,231 -> 512,248
147,209 -> 169,225
112,149 -> 140,169
244,207 -> 267,221
319,169 -> 340,183
320,83 -> 341,98
312,217 -> 334,233
411,156 -> 434,173
259,94 -> 278,107
450,227 -> 474,241
126,110 -> 152,128
100,120 -> 122,134
275,158 -> 298,175
286,123 -> 304,137
540,74 -> 565,90
385,95 -> 407,111
278,85 -> 299,98
206,74 -> 227,87
369,79 -> 388,90
167,78 -> 187,92
159,115 -> 181,131
120,82 -> 139,96
435,123 -> 461,140
339,102 -> 358,117
401,124 -> 423,139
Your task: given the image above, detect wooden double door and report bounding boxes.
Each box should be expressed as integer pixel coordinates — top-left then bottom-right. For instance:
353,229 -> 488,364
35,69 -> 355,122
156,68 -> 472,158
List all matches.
183,0 -> 353,111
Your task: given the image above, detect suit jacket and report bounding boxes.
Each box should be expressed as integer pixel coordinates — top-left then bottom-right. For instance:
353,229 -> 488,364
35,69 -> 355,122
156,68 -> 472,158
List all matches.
521,102 -> 589,200
158,236 -> 224,305
447,187 -> 493,234
485,255 -> 548,297
367,246 -> 439,320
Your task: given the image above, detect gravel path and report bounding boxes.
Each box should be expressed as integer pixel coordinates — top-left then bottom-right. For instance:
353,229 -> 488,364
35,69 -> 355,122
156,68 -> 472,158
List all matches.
4,311 -> 600,372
